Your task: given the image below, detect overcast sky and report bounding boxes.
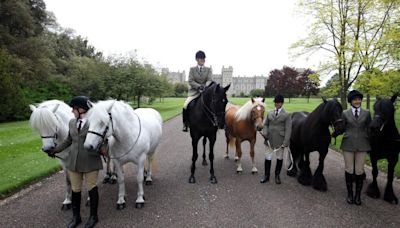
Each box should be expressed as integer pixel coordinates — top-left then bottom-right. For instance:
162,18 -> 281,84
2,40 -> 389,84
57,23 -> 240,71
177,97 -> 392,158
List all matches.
45,0 -> 321,77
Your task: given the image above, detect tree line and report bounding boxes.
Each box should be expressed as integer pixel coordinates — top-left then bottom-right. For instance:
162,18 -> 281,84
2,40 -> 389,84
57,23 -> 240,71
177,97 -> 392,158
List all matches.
0,0 -> 173,122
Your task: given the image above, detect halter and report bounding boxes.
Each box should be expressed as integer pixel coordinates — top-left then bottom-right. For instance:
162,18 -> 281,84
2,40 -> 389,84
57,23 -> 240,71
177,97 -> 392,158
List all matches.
373,114 -> 388,132
87,110 -> 142,160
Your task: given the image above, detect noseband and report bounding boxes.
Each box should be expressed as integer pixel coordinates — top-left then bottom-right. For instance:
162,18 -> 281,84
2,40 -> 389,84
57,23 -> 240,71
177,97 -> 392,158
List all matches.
87,113 -> 114,151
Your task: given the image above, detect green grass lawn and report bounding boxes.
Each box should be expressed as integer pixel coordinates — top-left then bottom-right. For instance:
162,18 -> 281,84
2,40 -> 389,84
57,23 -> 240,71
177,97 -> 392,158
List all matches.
0,97 -> 184,199
230,97 -> 400,177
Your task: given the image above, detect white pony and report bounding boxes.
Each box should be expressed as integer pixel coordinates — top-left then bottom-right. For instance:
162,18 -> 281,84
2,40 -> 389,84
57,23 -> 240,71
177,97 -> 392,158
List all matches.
84,100 -> 162,209
29,100 -> 75,210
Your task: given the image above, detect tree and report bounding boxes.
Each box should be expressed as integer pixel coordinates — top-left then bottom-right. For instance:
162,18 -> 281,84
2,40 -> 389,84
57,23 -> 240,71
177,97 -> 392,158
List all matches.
250,89 -> 265,98
299,69 -> 320,102
292,0 -> 400,108
174,83 -> 189,97
320,74 -> 341,98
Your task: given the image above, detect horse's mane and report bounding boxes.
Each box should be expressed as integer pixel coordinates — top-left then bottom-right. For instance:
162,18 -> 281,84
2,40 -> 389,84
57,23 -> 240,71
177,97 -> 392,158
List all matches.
305,99 -> 340,127
87,100 -> 134,123
234,98 -> 265,121
29,100 -> 70,132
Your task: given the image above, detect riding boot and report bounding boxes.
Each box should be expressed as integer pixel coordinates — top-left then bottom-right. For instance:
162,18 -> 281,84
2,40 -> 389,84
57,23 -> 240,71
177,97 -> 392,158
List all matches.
182,108 -> 188,132
275,159 -> 283,184
345,172 -> 354,204
260,160 -> 271,183
354,174 -> 363,206
85,186 -> 99,228
68,191 -> 82,228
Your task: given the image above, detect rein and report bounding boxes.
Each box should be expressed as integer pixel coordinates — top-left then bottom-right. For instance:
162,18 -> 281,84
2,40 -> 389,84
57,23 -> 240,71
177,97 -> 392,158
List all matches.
201,93 -> 222,127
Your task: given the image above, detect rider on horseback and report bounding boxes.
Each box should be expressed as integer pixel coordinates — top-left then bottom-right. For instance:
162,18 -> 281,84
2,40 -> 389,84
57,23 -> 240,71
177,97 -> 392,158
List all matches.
182,50 -> 213,132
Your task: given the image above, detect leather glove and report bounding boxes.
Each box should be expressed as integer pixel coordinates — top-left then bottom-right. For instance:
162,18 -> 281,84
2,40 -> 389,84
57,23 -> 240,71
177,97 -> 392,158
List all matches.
43,148 -> 58,158
199,85 -> 204,92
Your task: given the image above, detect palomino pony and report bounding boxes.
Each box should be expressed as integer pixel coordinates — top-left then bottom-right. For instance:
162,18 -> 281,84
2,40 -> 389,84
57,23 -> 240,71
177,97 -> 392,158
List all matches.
84,100 -> 162,209
287,98 -> 345,191
367,95 -> 400,204
187,82 -> 230,184
224,98 -> 265,174
29,100 -> 74,210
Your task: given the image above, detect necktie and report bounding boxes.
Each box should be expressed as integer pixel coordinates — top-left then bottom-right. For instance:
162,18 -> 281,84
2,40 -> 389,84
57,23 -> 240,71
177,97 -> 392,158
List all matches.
77,120 -> 82,132
275,109 -> 278,116
355,109 -> 359,119
200,66 -> 202,73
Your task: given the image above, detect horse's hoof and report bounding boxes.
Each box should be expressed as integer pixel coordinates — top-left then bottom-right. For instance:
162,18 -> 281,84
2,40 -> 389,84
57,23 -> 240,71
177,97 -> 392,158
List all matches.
61,203 -> 71,210
236,170 -> 242,174
135,202 -> 145,209
116,203 -> 126,210
103,177 -> 110,184
298,175 -> 312,186
234,157 -> 239,162
202,160 -> 208,166
189,176 -> 196,184
145,180 -> 153,185
312,174 -> 327,191
109,179 -> 117,184
210,176 -> 218,184
224,155 -> 229,160
85,200 -> 90,207
366,183 -> 380,199
384,190 -> 398,204
287,170 -> 297,177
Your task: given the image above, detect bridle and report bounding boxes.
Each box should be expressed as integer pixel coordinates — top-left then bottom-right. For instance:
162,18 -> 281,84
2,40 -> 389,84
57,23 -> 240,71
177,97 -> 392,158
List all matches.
87,111 -> 142,159
201,91 -> 225,127
40,113 -> 60,145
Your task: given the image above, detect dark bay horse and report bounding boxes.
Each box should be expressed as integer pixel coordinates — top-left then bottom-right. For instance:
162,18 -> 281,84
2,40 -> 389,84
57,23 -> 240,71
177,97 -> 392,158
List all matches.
224,98 -> 266,174
187,82 -> 230,184
366,95 -> 400,204
287,98 -> 345,191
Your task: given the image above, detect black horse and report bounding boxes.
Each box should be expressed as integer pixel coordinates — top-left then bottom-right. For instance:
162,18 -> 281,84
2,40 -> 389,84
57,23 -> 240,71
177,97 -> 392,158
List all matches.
287,98 -> 345,191
187,82 -> 230,184
366,95 -> 400,204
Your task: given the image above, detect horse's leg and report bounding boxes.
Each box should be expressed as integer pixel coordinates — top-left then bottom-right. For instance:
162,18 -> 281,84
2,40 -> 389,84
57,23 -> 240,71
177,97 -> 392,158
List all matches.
114,159 -> 126,210
209,133 -> 218,184
312,149 -> 328,191
103,156 -> 111,184
384,155 -> 398,204
145,152 -> 154,185
366,155 -> 380,198
298,151 -> 312,186
110,159 -> 117,184
135,154 -> 146,208
235,138 -> 243,173
61,161 -> 72,210
224,130 -> 230,159
189,135 -> 200,183
250,139 -> 257,174
202,137 -> 208,166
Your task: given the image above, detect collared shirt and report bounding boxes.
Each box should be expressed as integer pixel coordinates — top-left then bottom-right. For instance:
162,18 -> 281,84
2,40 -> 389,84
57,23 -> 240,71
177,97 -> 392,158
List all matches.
274,107 -> 282,116
197,65 -> 203,72
351,106 -> 361,117
76,117 -> 87,130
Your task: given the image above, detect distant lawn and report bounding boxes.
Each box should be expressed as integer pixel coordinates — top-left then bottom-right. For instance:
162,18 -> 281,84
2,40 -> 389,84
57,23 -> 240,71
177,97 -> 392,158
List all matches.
230,97 -> 400,177
0,97 -> 184,199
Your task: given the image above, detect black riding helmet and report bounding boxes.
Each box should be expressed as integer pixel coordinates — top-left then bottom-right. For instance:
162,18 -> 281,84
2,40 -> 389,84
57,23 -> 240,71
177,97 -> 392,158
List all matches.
274,94 -> 284,103
195,50 -> 206,59
69,96 -> 92,111
347,90 -> 363,103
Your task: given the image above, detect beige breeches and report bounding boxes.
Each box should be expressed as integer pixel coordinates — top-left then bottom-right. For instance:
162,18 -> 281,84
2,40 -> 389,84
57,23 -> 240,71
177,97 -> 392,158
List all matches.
343,151 -> 366,175
183,94 -> 200,109
69,170 -> 99,192
265,146 -> 284,160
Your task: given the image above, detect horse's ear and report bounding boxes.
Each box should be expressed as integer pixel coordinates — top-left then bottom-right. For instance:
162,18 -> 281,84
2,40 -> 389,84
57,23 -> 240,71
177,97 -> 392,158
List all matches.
322,97 -> 327,103
224,84 -> 231,92
376,96 -> 382,101
251,98 -> 255,103
391,94 -> 398,103
262,97 -> 265,103
107,100 -> 116,112
51,104 -> 60,113
29,104 -> 36,112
